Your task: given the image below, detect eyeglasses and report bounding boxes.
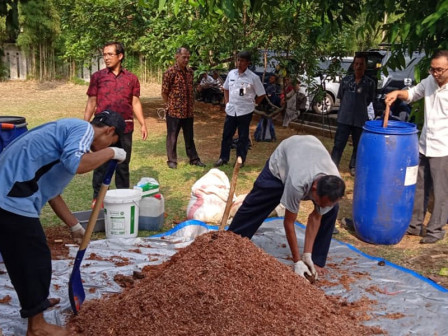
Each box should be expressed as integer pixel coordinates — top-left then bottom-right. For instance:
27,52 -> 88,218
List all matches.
428,67 -> 448,75
103,53 -> 118,58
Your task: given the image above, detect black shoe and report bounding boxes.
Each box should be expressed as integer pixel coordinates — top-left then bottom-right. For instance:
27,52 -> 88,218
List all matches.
420,236 -> 441,244
341,218 -> 354,230
406,228 -> 423,237
167,162 -> 177,169
214,158 -> 228,167
190,160 -> 206,167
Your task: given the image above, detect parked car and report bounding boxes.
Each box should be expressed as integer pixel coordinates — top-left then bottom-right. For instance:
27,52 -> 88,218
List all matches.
374,51 -> 426,118
320,50 -> 424,118
305,57 -> 354,114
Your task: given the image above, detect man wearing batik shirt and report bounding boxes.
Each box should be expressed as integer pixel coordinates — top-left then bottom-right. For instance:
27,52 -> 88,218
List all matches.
162,47 -> 205,169
84,41 -> 148,204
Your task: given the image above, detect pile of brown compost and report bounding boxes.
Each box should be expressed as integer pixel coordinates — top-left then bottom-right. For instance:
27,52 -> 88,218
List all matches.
67,231 -> 384,335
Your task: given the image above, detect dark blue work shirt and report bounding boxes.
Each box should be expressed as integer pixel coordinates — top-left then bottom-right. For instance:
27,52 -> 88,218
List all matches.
337,74 -> 375,127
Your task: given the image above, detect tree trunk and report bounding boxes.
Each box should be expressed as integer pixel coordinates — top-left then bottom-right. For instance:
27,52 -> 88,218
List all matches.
39,43 -> 43,81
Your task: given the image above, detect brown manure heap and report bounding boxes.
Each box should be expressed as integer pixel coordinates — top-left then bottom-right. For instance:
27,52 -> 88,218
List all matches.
68,231 -> 383,335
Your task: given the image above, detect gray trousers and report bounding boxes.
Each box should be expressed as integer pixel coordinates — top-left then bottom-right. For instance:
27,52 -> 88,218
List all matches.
408,154 -> 448,239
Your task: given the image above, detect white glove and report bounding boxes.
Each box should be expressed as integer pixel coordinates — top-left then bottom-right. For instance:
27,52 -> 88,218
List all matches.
70,223 -> 85,245
110,147 -> 127,163
302,252 -> 318,280
293,260 -> 312,278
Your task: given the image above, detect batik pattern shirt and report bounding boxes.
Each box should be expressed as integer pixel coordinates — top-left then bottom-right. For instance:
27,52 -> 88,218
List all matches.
87,68 -> 140,133
162,64 -> 194,118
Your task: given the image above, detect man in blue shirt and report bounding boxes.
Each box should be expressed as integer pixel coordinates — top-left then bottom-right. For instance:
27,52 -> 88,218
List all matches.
331,55 -> 375,176
0,111 -> 126,336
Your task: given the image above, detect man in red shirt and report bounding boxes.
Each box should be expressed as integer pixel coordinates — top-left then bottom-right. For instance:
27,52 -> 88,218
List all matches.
84,41 -> 148,203
161,47 -> 205,169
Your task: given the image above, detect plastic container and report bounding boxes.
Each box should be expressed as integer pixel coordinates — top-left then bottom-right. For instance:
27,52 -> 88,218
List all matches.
73,210 -> 105,232
0,116 -> 28,153
139,193 -> 165,231
353,120 -> 419,244
104,189 -> 142,239
134,177 -> 159,197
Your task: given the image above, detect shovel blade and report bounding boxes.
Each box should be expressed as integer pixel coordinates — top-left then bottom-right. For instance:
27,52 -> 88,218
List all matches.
68,249 -> 87,314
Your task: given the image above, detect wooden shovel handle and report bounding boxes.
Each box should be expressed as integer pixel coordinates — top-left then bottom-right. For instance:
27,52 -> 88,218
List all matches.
383,104 -> 391,128
219,157 -> 242,231
79,160 -> 117,250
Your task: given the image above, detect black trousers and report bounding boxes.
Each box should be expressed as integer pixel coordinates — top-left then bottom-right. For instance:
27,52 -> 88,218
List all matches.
331,123 -> 363,169
92,131 -> 133,199
0,208 -> 52,318
166,115 -> 200,165
228,161 -> 338,267
219,112 -> 253,163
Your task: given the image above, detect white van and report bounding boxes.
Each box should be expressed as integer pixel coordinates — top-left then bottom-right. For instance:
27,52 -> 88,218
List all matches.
300,57 -> 354,114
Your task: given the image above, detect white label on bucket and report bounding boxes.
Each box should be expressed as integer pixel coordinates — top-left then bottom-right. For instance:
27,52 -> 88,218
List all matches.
404,165 -> 418,186
110,216 -> 126,234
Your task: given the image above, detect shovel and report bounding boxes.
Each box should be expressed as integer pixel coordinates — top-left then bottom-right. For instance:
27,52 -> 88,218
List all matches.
383,104 -> 391,128
219,156 -> 242,231
68,160 -> 117,314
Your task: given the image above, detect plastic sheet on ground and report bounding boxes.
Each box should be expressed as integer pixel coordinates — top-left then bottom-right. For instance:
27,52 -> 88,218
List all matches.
0,218 -> 447,335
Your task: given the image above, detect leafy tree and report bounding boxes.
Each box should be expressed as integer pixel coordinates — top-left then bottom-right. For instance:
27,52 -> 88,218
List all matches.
54,0 -> 153,77
16,0 -> 60,80
361,0 -> 448,71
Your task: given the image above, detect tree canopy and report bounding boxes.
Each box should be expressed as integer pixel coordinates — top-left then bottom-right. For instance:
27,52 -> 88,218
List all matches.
0,0 -> 447,80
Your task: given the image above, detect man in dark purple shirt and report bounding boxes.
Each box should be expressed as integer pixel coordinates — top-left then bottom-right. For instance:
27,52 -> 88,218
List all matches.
84,42 -> 148,204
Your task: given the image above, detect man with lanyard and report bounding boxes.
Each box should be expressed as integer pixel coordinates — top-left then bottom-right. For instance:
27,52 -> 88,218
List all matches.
0,111 -> 126,336
386,50 -> 448,244
330,54 -> 375,176
162,47 -> 205,169
84,41 -> 148,205
228,135 -> 345,281
214,51 -> 266,168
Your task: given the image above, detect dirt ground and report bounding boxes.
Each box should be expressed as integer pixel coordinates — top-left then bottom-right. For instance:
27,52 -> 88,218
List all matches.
1,80 -> 447,289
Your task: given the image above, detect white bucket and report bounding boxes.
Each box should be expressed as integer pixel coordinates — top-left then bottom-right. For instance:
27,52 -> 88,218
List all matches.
104,189 -> 141,239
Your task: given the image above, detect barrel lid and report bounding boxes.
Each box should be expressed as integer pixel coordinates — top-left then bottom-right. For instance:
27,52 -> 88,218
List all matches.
0,116 -> 26,124
363,120 -> 418,135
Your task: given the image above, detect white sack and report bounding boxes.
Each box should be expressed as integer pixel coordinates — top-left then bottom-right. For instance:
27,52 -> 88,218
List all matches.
186,168 -> 235,224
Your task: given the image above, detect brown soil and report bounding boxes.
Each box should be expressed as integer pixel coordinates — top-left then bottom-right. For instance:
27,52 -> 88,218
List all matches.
45,225 -> 74,260
67,231 -> 384,335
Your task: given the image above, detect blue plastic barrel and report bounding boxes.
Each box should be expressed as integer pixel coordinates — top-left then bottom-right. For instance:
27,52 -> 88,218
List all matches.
0,116 -> 28,153
353,120 -> 419,244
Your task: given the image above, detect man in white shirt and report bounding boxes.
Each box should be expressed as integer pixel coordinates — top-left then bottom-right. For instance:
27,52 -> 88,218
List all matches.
386,50 -> 448,244
214,51 -> 266,167
197,72 -> 223,104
